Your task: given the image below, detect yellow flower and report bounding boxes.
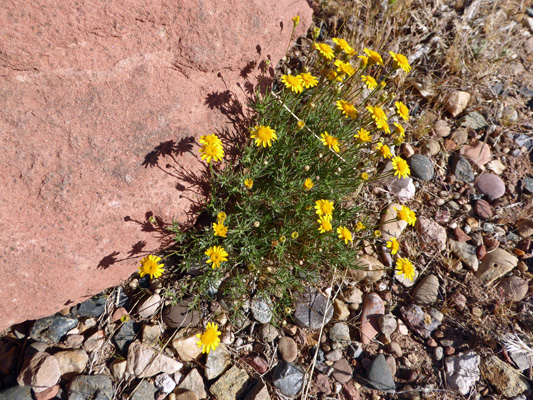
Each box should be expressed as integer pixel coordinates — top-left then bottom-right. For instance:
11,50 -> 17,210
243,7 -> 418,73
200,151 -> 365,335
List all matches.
389,51 -> 411,73
391,156 -> 410,179
205,246 -> 228,269
297,120 -> 306,130
138,255 -> 165,279
396,258 -> 415,281
244,179 -> 253,189
291,231 -> 299,239
361,75 -> 378,90
324,69 -> 343,82
363,48 -> 384,65
299,72 -> 318,88
336,100 -> 357,120
334,60 -> 355,77
196,322 -> 221,354
367,105 -> 388,124
354,128 -> 372,143
386,237 -> 400,255
393,122 -> 405,137
374,230 -> 382,237
251,125 -> 277,148
361,172 -> 369,180
320,132 -> 340,153
317,216 -> 333,233
395,101 -> 410,121
281,74 -> 304,93
376,142 -> 392,159
315,199 -> 334,220
279,236 -> 287,243
314,43 -> 335,60
337,226 -> 353,244
199,134 -> 222,146
355,221 -> 366,231
199,143 -> 224,163
394,205 -> 416,226
312,27 -> 321,39
358,55 -> 369,68
292,15 -> 300,27
213,221 -> 228,237
304,178 -> 314,190
217,212 -> 227,222
332,38 -> 354,54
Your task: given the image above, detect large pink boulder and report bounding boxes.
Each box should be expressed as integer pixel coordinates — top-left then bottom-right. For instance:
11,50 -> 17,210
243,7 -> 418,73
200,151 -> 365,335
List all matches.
0,0 -> 312,331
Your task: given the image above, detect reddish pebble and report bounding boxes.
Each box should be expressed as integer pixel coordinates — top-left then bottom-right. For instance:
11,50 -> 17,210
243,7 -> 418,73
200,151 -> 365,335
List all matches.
477,245 -> 487,260
454,227 -> 471,242
450,292 -> 467,310
445,347 -> 456,355
361,357 -> 372,370
483,236 -> 499,248
342,383 -> 360,400
474,200 -> 492,219
111,307 -> 129,323
34,385 -> 60,400
244,355 -> 269,374
427,338 -> 438,347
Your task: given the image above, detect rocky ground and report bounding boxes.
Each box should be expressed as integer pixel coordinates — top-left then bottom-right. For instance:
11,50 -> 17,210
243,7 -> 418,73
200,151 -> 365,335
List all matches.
1,1 -> 533,399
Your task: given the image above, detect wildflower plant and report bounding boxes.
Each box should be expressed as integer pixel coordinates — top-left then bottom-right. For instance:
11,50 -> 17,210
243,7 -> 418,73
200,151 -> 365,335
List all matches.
172,37 -> 418,321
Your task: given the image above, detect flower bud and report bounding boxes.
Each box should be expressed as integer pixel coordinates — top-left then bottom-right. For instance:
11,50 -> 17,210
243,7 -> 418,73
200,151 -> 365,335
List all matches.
253,221 -> 260,228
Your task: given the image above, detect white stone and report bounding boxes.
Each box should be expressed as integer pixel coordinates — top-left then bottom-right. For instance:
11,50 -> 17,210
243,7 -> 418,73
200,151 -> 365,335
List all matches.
171,329 -> 203,362
110,359 -> 128,380
155,373 -> 176,393
138,294 -> 162,319
205,344 -> 231,380
127,340 -> 183,378
445,351 -> 480,395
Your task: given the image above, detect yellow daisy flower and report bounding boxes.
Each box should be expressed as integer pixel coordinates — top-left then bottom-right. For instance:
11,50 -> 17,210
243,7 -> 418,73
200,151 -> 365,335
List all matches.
313,43 -> 335,60
391,156 -> 410,179
337,226 -> 353,244
251,125 -> 277,148
395,101 -> 410,121
336,100 -> 357,120
213,221 -> 228,237
138,255 -> 165,279
217,212 -> 227,222
291,231 -> 299,239
199,134 -> 222,146
299,72 -> 319,88
386,237 -> 400,255
393,122 -> 405,137
354,128 -> 372,143
367,106 -> 390,133
199,143 -> 224,163
205,246 -> 228,269
407,209 -> 417,226
196,322 -> 221,354
297,120 -> 306,130
315,199 -> 334,220
334,60 -> 355,77
376,142 -> 392,159
303,178 -> 314,190
361,75 -> 378,90
389,51 -> 411,73
244,179 -> 253,189
320,132 -> 340,152
361,172 -> 369,180
281,74 -> 304,93
317,216 -> 333,233
396,258 -> 415,281
355,221 -> 366,231
394,205 -> 416,226
358,55 -> 369,68
332,38 -> 354,54
363,48 -> 384,65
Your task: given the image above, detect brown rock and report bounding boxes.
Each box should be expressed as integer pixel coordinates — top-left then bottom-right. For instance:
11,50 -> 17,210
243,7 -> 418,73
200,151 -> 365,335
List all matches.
360,293 -> 384,344
497,276 -> 529,302
477,245 -> 487,260
476,248 -> 518,284
278,337 -> 298,362
0,0 -> 313,332
244,355 -> 269,374
174,391 -> 199,400
474,200 -> 492,219
332,358 -> 352,383
342,383 -> 360,400
460,141 -> 492,168
434,120 -> 451,137
315,374 -> 331,395
517,219 -> 533,238
454,227 -> 471,242
33,385 -> 60,400
17,352 -> 60,391
445,91 -> 471,117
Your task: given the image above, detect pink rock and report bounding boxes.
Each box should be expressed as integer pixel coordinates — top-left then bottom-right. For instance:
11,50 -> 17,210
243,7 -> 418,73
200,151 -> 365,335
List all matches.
359,293 -> 385,344
17,352 -> 60,391
415,216 -> 447,252
475,173 -> 506,200
33,384 -> 60,400
111,307 -> 129,323
0,0 -> 313,332
460,141 -> 492,168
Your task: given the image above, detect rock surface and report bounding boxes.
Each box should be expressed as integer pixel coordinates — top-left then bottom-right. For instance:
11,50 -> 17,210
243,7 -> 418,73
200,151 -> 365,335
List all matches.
412,274 -> 439,306
445,351 -> 480,396
360,293 -> 384,344
294,288 -> 333,330
367,354 -> 395,391
481,355 -> 530,397
271,362 -> 305,397
475,248 -> 518,284
0,0 -> 313,332
209,366 -> 250,400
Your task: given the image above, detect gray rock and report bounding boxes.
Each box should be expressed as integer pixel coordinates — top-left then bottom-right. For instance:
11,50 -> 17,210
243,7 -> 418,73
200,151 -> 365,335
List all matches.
407,155 -> 434,181
155,373 -> 177,393
278,337 -> 298,362
445,351 -> 480,396
72,295 -> 107,318
67,374 -> 113,400
329,323 -> 350,343
272,362 -> 305,397
30,315 -> 78,344
450,155 -> 474,183
347,343 -> 363,358
209,366 -> 250,400
367,354 -> 395,392
412,275 -> 439,306
162,299 -> 201,329
205,344 -> 231,380
243,380 -> 271,400
400,304 -> 441,339
0,385 -> 33,400
459,112 -> 487,129
378,314 -> 397,336
476,248 -> 518,284
515,133 -> 533,151
523,177 -> 533,194
257,324 -> 279,343
113,320 -> 139,353
138,293 -> 161,319
449,239 -> 479,271
294,288 -> 333,330
482,355 -> 530,397
131,380 -> 157,400
251,295 -> 273,324
475,173 -> 506,200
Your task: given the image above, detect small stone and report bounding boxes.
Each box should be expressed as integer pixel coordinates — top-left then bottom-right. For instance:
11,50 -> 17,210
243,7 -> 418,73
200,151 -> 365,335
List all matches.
445,351 -> 480,396
378,314 -> 397,336
367,354 -> 395,391
30,315 -> 78,344
387,342 -> 402,357
61,334 -> 84,349
113,320 -> 139,353
271,362 -> 305,397
179,369 -> 207,399
415,217 -> 447,252
72,295 -> 107,318
329,323 -> 350,344
208,366 -> 250,400
127,340 -> 183,378
333,298 -> 350,320
332,359 -> 352,383
315,374 -> 331,395
487,159 -> 506,175
517,218 -> 533,238
496,276 -> 529,302
474,200 -> 492,219
459,112 -> 487,130
110,359 -> 128,380
450,292 -> 467,310
174,391 -> 199,400
449,239 -> 479,271
482,355 -> 530,397
205,344 -> 231,380
434,119 -> 451,137
294,288 -> 333,330
360,293 -> 384,344
340,287 -> 363,305
83,330 -> 105,354
162,299 -> 201,329
326,349 -> 343,362
278,337 -> 298,362
111,307 -> 129,323
257,324 -> 279,343
350,255 -> 385,284
454,227 -> 471,242
401,143 -> 415,158
445,91 -> 471,117
445,347 -> 456,355
450,128 -> 468,145
429,308 -> 444,322
34,384 -> 59,400
475,173 -> 506,200
342,383 -> 360,400
400,304 -> 441,339
251,295 -> 273,324
476,248 -> 518,284
423,140 -> 440,156
412,274 -> 439,306
138,294 -> 162,319
131,380 -> 157,400
244,355 -> 269,374
385,355 -> 396,377
460,141 -> 492,168
427,338 -> 437,347
67,375 -> 113,400
142,324 -> 161,346
171,329 -> 203,362
523,177 -> 533,194
17,352 -> 60,391
52,349 -> 88,380
434,347 -> 444,361
407,155 -> 434,181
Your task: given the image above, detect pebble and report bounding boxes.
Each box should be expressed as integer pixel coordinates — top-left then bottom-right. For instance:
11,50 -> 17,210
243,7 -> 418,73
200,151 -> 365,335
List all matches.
162,300 -> 201,329
434,347 -> 444,361
332,358 -> 352,383
380,203 -> 408,242
351,254 -> 385,284
496,276 -> 529,301
325,349 -> 342,362
329,323 -> 351,343
415,217 -> 447,252
445,91 -> 470,117
487,159 -> 506,175
445,347 -> 456,355
251,295 -> 273,324
340,287 -> 363,305
407,155 -> 434,181
131,380 -> 157,400
367,354 -> 395,391
378,314 -> 397,336
293,288 -> 333,330
179,369 -> 207,399
450,128 -> 468,145
360,293 -> 385,344
412,274 -> 439,306
205,344 -> 231,380
72,295 -> 107,318
482,355 -> 530,397
434,119 -> 451,137
459,112 -> 487,130
342,383 -> 360,400
387,342 -> 403,357
423,140 -> 440,156
209,366 -> 249,400
517,218 -> 533,238
258,324 -> 279,343
523,177 -> 533,194
453,227 -> 471,242
475,173 -> 506,200
476,248 -> 518,284
450,155 -> 475,183
450,292 -> 467,310
30,315 -> 78,344
333,298 -> 350,320
83,330 -> 105,354
127,340 -> 183,378
244,354 -> 269,374
474,200 -> 492,219
272,362 -> 305,397
400,304 -> 441,338
174,391 -> 198,400
138,294 -> 162,319
34,385 -> 60,400
171,329 -> 203,362
449,239 -> 479,271
278,337 -> 298,362
315,373 -> 331,395
386,355 -> 397,377
347,343 -> 364,358
0,385 -> 33,399
110,359 -> 128,380
460,141 -> 492,168
445,351 -> 480,396
17,352 -> 60,391
113,320 -> 139,353
53,349 -> 89,380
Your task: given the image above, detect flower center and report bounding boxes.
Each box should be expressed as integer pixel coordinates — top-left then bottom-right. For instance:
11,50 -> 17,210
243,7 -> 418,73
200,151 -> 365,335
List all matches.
257,127 -> 272,141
